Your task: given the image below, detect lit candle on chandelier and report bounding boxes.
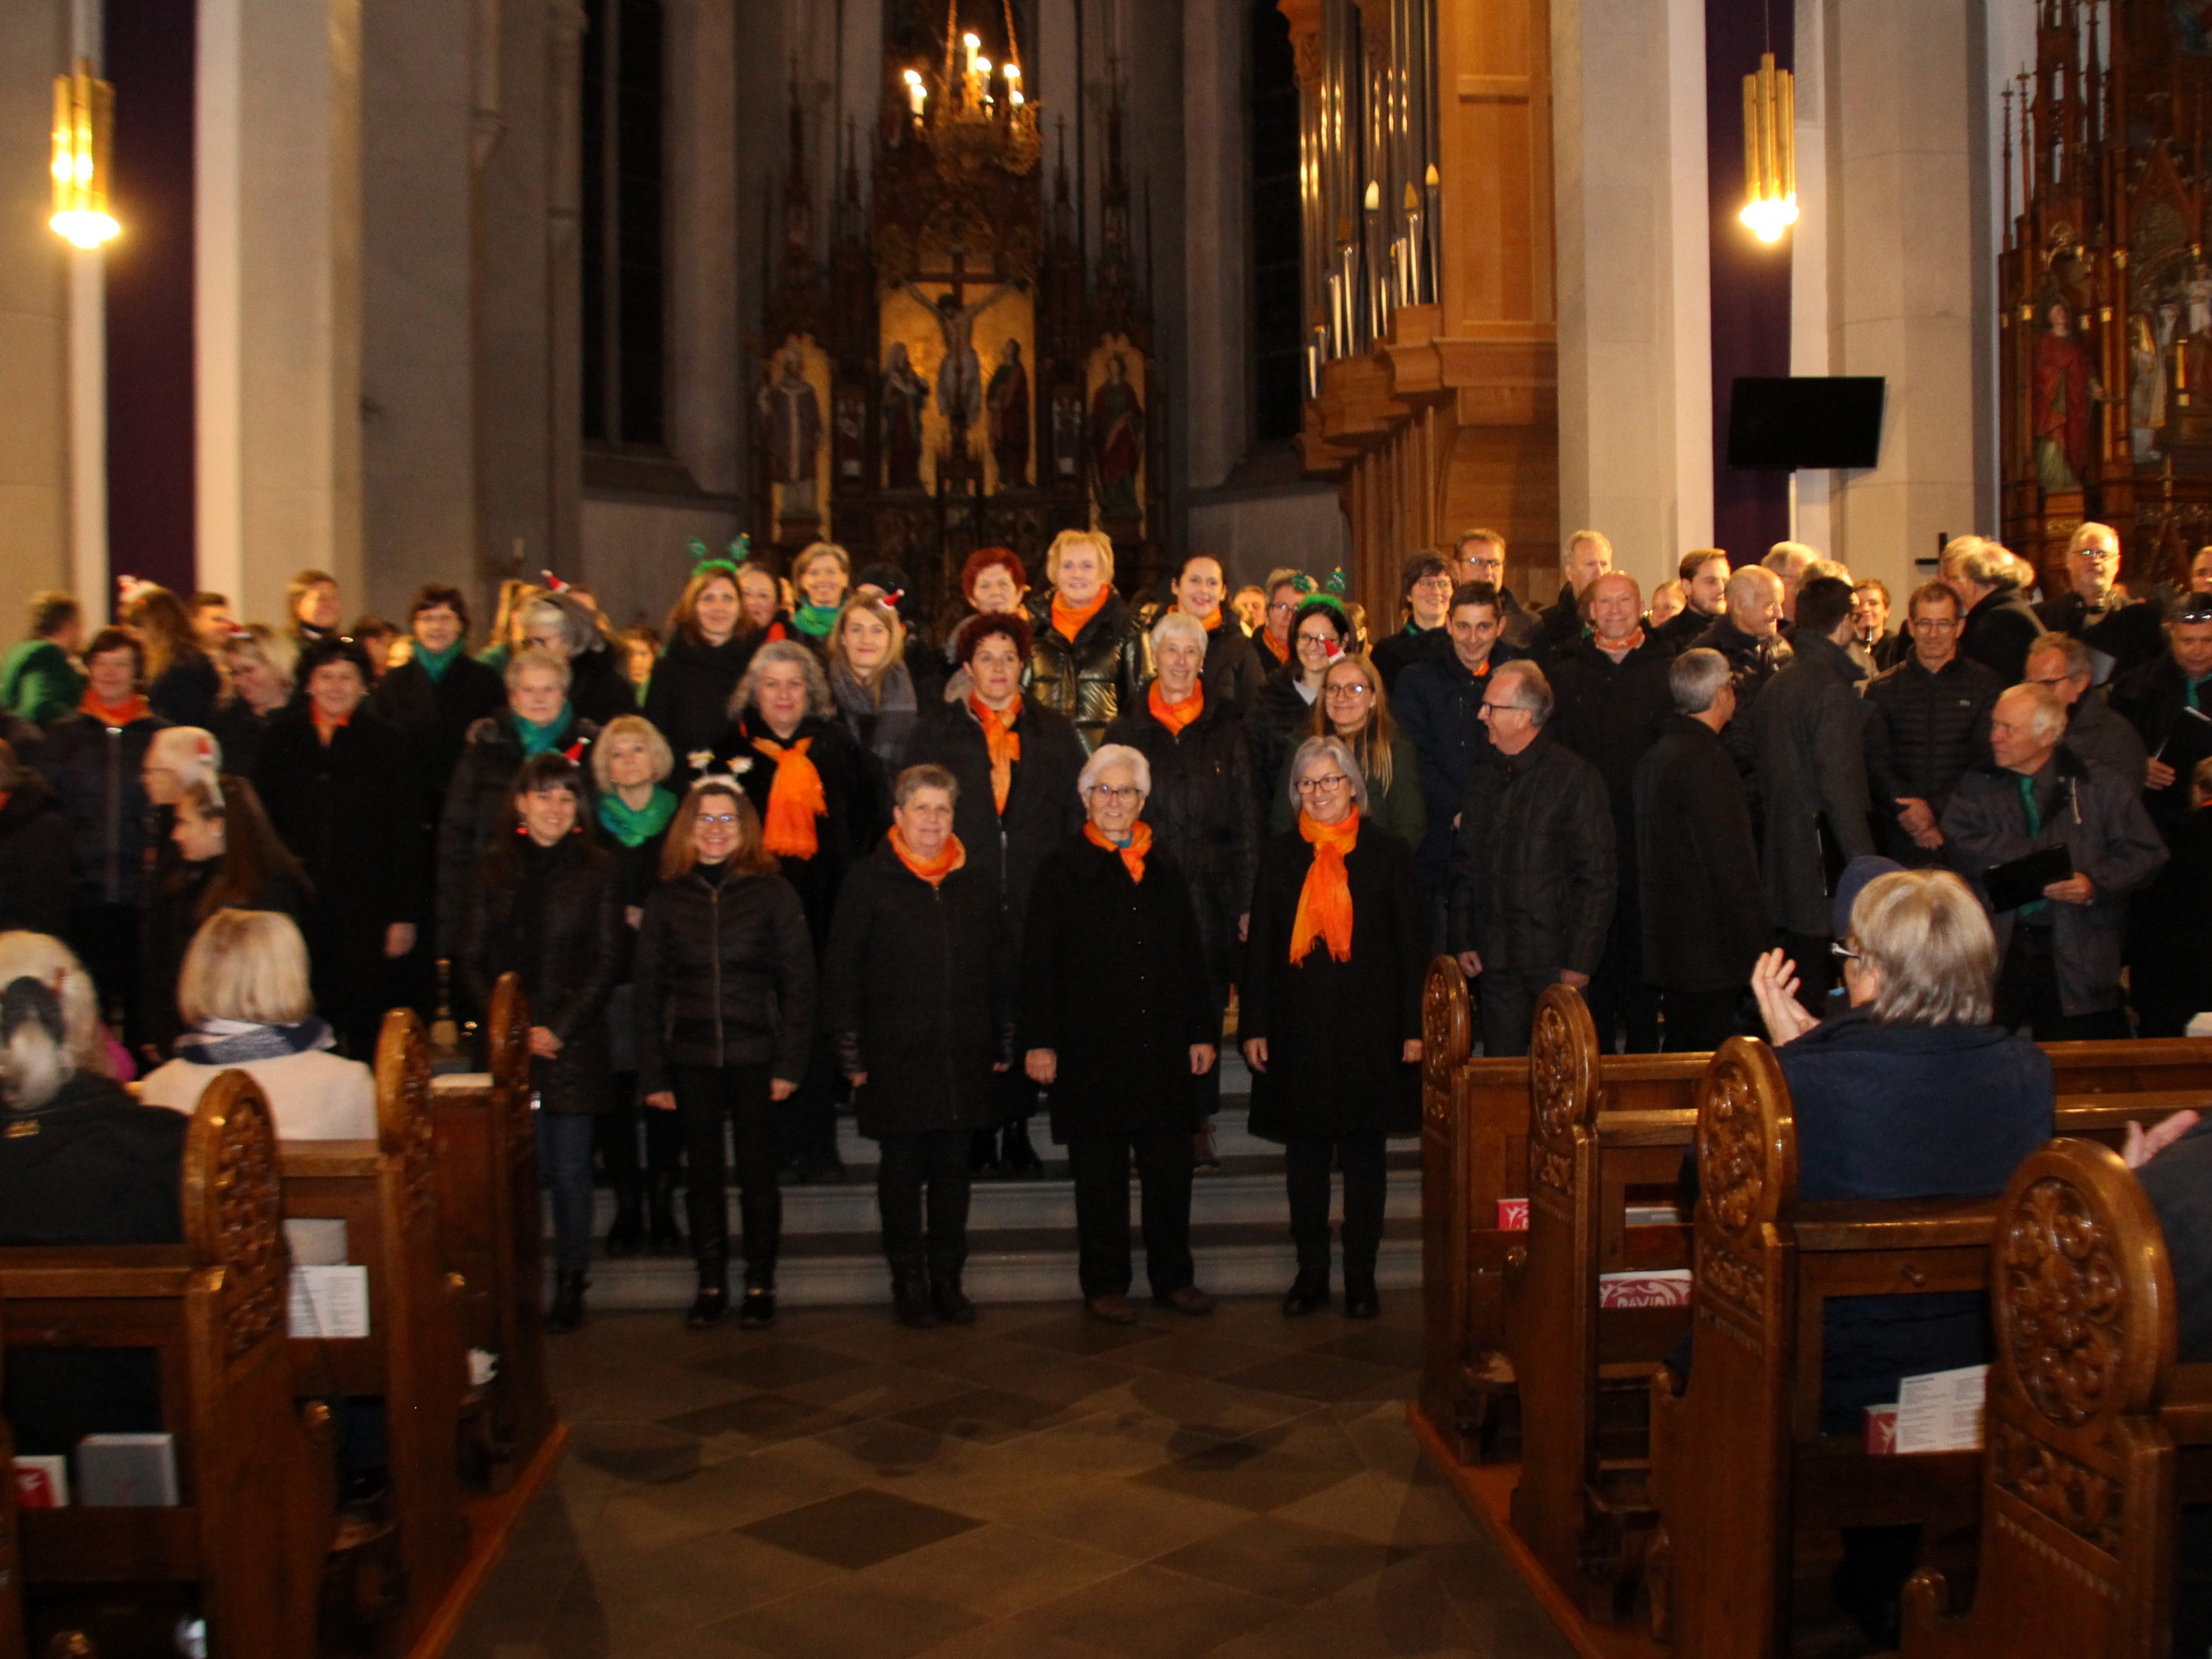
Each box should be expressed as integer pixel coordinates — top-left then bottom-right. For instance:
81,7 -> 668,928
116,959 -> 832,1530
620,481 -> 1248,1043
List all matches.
1005,61 -> 1023,108
962,32 -> 981,104
903,68 -> 926,118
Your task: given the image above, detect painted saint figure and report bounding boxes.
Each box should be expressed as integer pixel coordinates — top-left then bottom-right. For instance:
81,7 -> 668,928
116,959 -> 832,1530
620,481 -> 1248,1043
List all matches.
1089,353 -> 1146,520
762,345 -> 822,515
986,339 -> 1031,489
2032,299 -> 2100,493
881,342 -> 929,489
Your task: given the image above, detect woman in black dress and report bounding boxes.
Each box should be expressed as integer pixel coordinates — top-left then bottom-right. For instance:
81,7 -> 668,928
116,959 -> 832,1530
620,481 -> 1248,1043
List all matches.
460,752 -> 622,1331
1241,735 -> 1426,1319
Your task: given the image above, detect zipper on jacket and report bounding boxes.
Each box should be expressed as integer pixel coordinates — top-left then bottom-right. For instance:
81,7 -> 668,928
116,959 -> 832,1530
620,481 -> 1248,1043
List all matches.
935,885 -> 957,1111
709,877 -> 725,1066
103,724 -> 121,902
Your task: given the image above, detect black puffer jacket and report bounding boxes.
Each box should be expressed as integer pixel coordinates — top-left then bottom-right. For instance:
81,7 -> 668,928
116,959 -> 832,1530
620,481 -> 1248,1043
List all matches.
644,631 -> 760,778
633,862 -> 815,1090
0,774 -> 73,935
1026,590 -> 1152,753
1863,653 -> 2000,862
40,707 -> 171,907
822,842 -> 1008,1138
1446,727 -> 1615,976
461,834 -> 623,1113
435,710 -> 600,954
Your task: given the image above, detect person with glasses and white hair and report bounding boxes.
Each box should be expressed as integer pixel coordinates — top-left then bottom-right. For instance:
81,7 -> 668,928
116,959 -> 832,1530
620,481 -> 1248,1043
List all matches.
1241,735 -> 1424,1318
1019,743 -> 1217,1324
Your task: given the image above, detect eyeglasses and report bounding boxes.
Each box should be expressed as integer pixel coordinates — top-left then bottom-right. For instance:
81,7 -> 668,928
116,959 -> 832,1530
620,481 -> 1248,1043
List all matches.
1910,617 -> 1960,631
697,814 -> 737,827
1477,699 -> 1526,716
1296,774 -> 1352,793
1089,784 -> 1142,803
1324,681 -> 1372,697
1410,576 -> 1455,594
1829,940 -> 1860,963
1296,631 -> 1339,649
1268,600 -> 1299,616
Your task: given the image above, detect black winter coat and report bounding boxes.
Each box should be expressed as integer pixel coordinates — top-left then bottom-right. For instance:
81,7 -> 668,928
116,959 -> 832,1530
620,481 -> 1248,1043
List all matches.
1200,621 -> 1266,713
1688,615 -> 1793,800
1244,668 -> 1319,850
709,712 -> 883,943
1862,652 -> 2000,864
1649,605 -> 1723,657
1101,682 -> 1257,1005
2063,690 -> 2147,788
1446,727 -> 1615,975
1393,644 -> 1528,887
1548,637 -> 1675,887
207,698 -> 284,784
822,842 -> 1008,1138
40,707 -> 170,907
148,655 -> 221,729
633,864 -> 815,1090
373,653 -> 508,825
567,645 -> 639,729
1018,834 -> 1216,1140
1241,823 -> 1424,1141
1633,715 -> 1771,992
461,834 -> 622,1113
1370,623 -> 1449,691
2112,651 -> 2212,842
2035,590 -> 2166,682
2135,1113 -> 2212,1363
140,856 -> 312,1059
900,697 -> 1086,955
1750,633 -> 1875,935
1958,586 -> 2042,686
0,774 -> 74,936
1025,591 -> 1151,753
436,710 -> 600,954
644,632 -> 760,779
255,705 -> 424,954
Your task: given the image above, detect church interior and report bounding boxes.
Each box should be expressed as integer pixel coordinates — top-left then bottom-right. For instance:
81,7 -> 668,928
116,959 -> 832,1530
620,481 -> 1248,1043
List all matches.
7,1 -> 2212,1657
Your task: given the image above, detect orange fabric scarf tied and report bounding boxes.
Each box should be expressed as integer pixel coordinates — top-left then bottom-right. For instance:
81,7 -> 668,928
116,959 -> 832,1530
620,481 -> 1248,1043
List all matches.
1259,630 -> 1290,666
1085,819 -> 1153,884
80,689 -> 149,726
1051,589 -> 1108,642
972,695 -> 1021,814
890,826 -> 966,887
1148,679 -> 1203,735
753,735 -> 826,859
1290,811 -> 1359,966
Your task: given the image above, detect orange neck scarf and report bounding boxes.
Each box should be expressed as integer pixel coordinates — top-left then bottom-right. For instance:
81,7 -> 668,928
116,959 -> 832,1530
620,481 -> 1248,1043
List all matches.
752,735 -> 826,859
1149,679 -> 1203,735
1085,819 -> 1153,884
971,694 -> 1021,814
1259,629 -> 1291,666
1197,606 -> 1223,632
80,689 -> 149,726
1290,811 -> 1359,965
890,826 -> 966,887
312,707 -> 353,744
1051,588 -> 1108,642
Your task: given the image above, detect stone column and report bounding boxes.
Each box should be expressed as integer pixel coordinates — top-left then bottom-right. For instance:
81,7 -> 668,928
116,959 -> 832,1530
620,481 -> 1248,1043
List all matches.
544,0 -> 586,577
667,0 -> 740,498
1183,0 -> 1250,493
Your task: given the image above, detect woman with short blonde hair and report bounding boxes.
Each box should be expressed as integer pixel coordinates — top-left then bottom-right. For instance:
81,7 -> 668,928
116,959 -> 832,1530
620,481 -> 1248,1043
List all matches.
1029,529 -> 1148,752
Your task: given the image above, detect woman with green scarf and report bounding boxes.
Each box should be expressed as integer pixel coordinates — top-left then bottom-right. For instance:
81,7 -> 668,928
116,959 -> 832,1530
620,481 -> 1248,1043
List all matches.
435,647 -> 602,970
788,541 -> 853,662
591,714 -> 687,1254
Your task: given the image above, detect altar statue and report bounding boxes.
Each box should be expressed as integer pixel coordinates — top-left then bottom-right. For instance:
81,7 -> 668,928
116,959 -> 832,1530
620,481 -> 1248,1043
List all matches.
986,339 -> 1031,487
899,277 -> 1020,431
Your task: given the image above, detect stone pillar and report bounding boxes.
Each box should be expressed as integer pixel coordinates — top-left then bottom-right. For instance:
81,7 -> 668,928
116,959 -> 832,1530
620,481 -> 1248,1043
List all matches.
195,0 -> 364,623
1183,0 -> 1249,494
667,0 -> 740,498
544,0 -> 586,578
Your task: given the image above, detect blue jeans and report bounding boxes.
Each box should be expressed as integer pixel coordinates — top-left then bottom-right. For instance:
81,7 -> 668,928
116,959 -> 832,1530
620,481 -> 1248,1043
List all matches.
538,1113 -> 597,1274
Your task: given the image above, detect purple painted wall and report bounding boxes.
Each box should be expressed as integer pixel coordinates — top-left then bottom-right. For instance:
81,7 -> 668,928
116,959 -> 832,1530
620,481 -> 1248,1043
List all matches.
103,0 -> 196,597
1705,0 -> 1793,560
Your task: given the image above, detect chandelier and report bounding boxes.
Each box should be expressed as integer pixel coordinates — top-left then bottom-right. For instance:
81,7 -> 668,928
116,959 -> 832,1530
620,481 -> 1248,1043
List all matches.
50,57 -> 118,251
897,1 -> 1039,176
1739,49 -> 1798,244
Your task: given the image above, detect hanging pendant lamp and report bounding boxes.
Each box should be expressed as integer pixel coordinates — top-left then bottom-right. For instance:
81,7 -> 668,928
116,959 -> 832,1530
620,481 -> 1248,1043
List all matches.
1740,50 -> 1798,244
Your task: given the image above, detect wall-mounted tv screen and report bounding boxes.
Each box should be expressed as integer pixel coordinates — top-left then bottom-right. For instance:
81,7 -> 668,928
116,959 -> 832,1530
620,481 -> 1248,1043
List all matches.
1726,376 -> 1886,470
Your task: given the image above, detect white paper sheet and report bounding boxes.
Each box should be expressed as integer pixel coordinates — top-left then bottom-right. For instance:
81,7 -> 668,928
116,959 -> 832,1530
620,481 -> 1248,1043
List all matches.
287,1263 -> 371,1339
1894,1362 -> 1988,1454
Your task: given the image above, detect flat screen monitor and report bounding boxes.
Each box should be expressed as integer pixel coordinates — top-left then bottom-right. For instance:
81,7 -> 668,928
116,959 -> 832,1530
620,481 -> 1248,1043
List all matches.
1726,376 -> 1886,470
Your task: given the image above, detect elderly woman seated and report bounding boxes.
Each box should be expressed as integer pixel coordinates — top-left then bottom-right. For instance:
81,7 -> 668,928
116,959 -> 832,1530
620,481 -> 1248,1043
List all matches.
139,907 -> 376,1141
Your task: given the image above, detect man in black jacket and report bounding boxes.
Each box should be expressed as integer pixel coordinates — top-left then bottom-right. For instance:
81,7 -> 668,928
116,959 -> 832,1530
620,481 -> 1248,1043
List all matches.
1446,662 -> 1615,1058
2033,521 -> 2165,682
1451,529 -> 1539,653
1550,572 -> 1674,1052
1534,529 -> 1613,662
1635,650 -> 1770,1049
1943,535 -> 2042,685
2111,599 -> 2212,1034
1863,582 -> 2000,867
2025,631 -> 2147,786
1751,575 -> 1875,1009
1370,552 -> 1456,690
1649,549 -> 1731,655
1689,566 -> 1792,803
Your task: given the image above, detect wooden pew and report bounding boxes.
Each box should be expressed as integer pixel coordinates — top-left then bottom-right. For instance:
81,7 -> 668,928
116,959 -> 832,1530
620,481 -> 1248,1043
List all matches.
278,1007 -> 468,1646
1,1319 -> 22,1659
1,1074 -> 335,1658
1897,1136 -> 2212,1658
428,974 -> 554,1486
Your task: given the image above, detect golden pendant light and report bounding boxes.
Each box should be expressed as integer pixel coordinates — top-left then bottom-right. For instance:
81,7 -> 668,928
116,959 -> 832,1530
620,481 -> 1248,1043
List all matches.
50,57 -> 118,250
1739,47 -> 1798,244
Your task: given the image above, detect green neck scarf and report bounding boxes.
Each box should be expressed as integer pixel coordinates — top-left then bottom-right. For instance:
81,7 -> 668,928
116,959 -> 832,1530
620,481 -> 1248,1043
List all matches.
792,602 -> 840,639
2188,672 -> 2211,712
413,638 -> 465,683
2016,773 -> 2048,920
597,785 -> 677,848
513,703 -> 574,757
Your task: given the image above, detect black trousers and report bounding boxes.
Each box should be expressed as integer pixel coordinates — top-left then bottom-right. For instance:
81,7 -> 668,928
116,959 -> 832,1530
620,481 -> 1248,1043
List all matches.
69,902 -> 142,1054
1065,1129 -> 1195,1299
596,1073 -> 685,1183
1476,969 -> 1550,1058
1585,914 -> 1661,1053
670,1064 -> 780,1289
1284,1133 -> 1387,1286
1996,926 -> 2131,1041
1660,986 -> 1745,1053
876,1129 -> 972,1285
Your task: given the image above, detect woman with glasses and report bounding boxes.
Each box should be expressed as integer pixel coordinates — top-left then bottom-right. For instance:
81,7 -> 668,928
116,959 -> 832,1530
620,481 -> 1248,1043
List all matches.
1241,736 -> 1425,1319
1268,653 -> 1425,849
634,779 -> 815,1329
1371,555 -> 1457,691
1249,596 -> 1352,844
1020,743 -> 1218,1324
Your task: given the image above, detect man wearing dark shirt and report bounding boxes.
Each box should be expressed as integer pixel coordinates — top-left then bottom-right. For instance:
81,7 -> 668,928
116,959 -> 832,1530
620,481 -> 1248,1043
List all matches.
1863,582 -> 2000,867
2033,520 -> 2165,683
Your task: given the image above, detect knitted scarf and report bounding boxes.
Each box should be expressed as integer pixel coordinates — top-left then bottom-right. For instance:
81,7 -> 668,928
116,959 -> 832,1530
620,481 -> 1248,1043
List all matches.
513,703 -> 574,757
1149,679 -> 1203,736
1085,819 -> 1153,884
80,689 -> 150,726
1049,589 -> 1108,643
890,826 -> 966,887
174,1015 -> 335,1066
597,786 -> 678,848
754,735 -> 826,859
792,602 -> 840,639
412,638 -> 465,682
1290,811 -> 1359,965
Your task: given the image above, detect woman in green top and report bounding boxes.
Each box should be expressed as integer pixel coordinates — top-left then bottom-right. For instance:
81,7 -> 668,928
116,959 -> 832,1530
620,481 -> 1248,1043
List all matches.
788,541 -> 852,658
2,592 -> 86,729
1271,652 -> 1426,848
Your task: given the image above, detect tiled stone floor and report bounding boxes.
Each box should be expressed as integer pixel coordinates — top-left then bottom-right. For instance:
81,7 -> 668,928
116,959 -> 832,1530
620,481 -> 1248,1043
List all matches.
451,1294 -> 1578,1658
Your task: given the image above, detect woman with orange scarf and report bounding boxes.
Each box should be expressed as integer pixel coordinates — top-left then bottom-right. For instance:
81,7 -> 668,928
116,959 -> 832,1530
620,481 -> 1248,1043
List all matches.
1020,744 -> 1218,1325
1024,529 -> 1150,753
1241,735 -> 1426,1320
712,641 -> 884,1182
823,764 -> 1011,1328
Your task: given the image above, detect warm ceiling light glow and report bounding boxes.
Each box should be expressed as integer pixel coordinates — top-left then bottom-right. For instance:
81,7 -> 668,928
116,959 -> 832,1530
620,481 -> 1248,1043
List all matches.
1739,50 -> 1797,246
50,58 -> 118,251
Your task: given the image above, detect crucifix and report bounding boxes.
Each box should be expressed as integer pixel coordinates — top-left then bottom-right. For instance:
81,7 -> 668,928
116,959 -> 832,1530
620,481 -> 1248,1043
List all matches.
901,246 -> 1023,435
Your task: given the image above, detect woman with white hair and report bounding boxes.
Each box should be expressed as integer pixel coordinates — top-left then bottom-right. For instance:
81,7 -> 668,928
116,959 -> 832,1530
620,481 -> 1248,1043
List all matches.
139,908 -> 377,1140
1019,742 -> 1218,1324
520,588 -> 634,727
1241,735 -> 1426,1319
712,640 -> 883,1181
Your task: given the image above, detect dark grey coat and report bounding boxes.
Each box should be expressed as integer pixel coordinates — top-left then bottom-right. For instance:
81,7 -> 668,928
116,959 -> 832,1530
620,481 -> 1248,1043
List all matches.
1749,631 -> 1875,936
1634,715 -> 1773,992
1446,727 -> 1615,976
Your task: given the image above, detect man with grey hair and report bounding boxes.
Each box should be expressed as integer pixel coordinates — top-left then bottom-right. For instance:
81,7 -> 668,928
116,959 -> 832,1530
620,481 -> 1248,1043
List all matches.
1537,529 -> 1615,661
1942,682 -> 2168,1039
2024,630 -> 2148,786
2034,521 -> 2163,681
1941,535 -> 2042,685
1445,661 -> 1615,1057
1691,564 -> 1793,795
1762,540 -> 1820,623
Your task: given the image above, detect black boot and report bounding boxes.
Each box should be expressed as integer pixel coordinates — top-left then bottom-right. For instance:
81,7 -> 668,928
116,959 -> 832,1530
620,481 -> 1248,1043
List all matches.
893,1278 -> 938,1328
647,1172 -> 685,1254
604,1179 -> 644,1256
1342,1276 -> 1380,1320
1000,1118 -> 1044,1176
548,1269 -> 588,1333
737,1288 -> 777,1328
686,1184 -> 730,1328
1282,1270 -> 1330,1316
931,1275 -> 976,1326
685,1258 -> 728,1328
969,1128 -> 1001,1175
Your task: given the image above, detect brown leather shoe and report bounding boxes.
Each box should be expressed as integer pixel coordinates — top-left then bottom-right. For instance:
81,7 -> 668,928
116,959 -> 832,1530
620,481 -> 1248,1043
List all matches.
1153,1285 -> 1215,1317
1086,1293 -> 1138,1325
